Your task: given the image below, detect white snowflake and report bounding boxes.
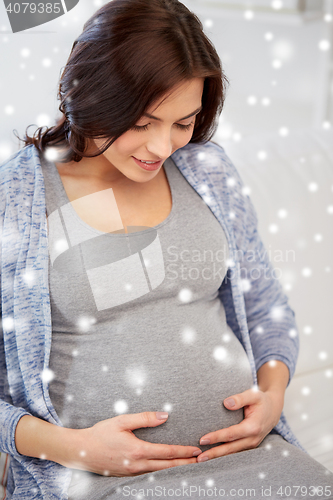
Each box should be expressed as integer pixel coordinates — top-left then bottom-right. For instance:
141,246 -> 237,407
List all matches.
178,288 -> 192,303
44,147 -> 61,162
181,325 -> 197,344
301,386 -> 311,396
277,209 -> 288,218
114,400 -> 128,414
279,126 -> 289,136
42,58 -> 52,67
239,278 -> 251,292
2,316 -> 14,330
226,177 -> 236,187
244,10 -> 254,20
308,182 -> 318,192
54,238 -> 69,254
268,223 -> 279,233
226,258 -> 235,268
303,325 -> 312,335
204,19 -> 213,29
41,368 -> 55,383
232,132 -> 242,142
319,40 -> 330,51
4,105 -> 14,115
272,0 -> 283,9
23,269 -> 35,287
20,48 -> 30,58
272,59 -> 282,69
289,328 -> 297,338
301,267 -> 312,277
213,346 -> 228,362
202,195 -> 212,204
242,186 -> 251,196
77,315 -> 96,333
270,306 -> 285,321
163,403 -> 173,412
247,95 -> 257,106
257,150 -> 267,160
222,333 -> 231,342
126,366 -> 147,388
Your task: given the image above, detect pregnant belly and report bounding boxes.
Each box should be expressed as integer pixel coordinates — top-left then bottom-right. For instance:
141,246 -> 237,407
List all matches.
50,325 -> 254,453
132,329 -> 254,452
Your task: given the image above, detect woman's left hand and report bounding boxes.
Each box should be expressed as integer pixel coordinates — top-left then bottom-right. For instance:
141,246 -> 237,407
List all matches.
196,387 -> 284,462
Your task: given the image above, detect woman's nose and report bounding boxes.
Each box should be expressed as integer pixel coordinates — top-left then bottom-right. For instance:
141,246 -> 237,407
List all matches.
146,132 -> 173,160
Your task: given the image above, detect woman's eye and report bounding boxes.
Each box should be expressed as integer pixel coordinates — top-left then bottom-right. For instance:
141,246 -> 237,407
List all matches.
176,122 -> 194,131
131,122 -> 194,132
131,124 -> 149,132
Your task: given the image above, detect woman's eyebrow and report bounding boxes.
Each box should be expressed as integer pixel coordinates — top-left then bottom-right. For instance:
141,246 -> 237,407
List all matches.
143,106 -> 202,122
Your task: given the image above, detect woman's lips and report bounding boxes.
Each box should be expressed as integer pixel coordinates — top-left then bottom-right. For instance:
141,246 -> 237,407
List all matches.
132,157 -> 163,171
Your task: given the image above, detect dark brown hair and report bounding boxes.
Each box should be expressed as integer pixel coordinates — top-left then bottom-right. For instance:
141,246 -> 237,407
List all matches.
15,0 -> 228,163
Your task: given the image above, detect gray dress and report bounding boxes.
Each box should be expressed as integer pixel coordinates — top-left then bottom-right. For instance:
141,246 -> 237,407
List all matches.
38,152 -> 332,500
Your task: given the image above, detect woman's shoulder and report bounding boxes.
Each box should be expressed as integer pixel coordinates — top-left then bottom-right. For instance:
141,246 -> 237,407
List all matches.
0,144 -> 40,180
172,140 -> 239,178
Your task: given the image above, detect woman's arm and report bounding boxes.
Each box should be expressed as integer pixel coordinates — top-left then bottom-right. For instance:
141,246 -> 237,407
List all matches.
15,412 -> 202,476
14,414 -> 82,466
257,359 -> 289,396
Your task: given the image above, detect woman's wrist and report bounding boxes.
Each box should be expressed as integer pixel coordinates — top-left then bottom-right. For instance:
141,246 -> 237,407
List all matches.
256,359 -> 289,397
15,414 -> 85,468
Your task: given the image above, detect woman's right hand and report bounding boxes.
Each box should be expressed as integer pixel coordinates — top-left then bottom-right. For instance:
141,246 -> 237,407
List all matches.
66,411 -> 202,476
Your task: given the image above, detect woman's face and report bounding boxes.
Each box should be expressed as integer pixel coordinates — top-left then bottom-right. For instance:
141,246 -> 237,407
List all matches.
91,77 -> 205,184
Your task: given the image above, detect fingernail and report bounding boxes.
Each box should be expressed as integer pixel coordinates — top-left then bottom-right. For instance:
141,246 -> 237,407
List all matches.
225,398 -> 236,407
200,439 -> 211,445
192,450 -> 201,456
156,412 -> 168,420
198,455 -> 209,462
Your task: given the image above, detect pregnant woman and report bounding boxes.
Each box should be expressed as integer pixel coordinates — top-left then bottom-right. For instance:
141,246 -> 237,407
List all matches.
1,0 -> 332,498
